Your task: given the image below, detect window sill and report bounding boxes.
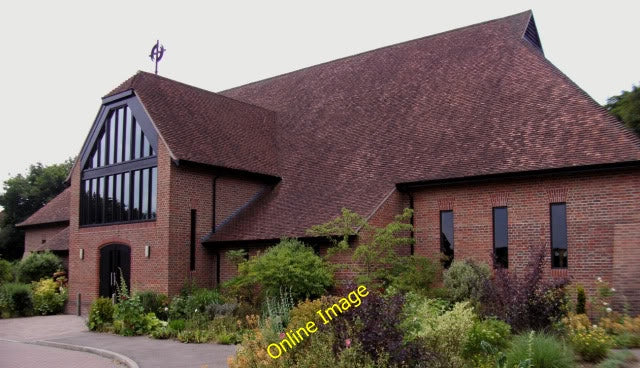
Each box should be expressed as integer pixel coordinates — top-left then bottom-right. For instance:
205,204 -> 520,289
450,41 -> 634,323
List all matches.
551,268 -> 568,278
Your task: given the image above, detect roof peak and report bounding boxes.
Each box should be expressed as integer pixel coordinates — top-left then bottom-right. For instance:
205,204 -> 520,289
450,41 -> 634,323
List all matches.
222,10 -> 533,94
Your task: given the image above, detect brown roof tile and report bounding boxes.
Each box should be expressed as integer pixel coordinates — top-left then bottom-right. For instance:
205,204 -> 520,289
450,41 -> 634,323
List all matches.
16,188 -> 70,228
35,227 -> 69,252
105,11 -> 640,243
107,72 -> 279,177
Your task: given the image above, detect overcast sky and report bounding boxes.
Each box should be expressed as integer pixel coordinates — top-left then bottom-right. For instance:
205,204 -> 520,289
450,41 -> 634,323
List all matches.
0,0 -> 638,201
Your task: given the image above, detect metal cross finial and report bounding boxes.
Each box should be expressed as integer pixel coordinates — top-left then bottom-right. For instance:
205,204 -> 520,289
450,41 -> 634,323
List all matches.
149,40 -> 166,75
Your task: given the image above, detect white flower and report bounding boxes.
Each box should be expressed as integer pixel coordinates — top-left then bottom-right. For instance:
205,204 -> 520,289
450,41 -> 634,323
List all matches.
606,307 -> 612,313
603,302 -> 608,306
164,307 -> 168,311
195,308 -> 198,313
592,324 -> 597,329
597,277 -> 603,282
611,288 -> 616,292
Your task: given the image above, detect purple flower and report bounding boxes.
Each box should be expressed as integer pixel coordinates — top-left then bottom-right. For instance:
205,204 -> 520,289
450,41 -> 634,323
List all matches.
279,332 -> 286,340
345,338 -> 351,348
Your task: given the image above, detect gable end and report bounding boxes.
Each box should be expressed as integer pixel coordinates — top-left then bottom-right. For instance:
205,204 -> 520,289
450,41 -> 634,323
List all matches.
523,14 -> 543,52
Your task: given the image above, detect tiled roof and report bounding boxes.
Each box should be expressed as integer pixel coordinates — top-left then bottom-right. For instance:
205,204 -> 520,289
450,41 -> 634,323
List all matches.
35,227 -> 69,252
104,11 -> 640,243
16,188 -> 70,228
107,72 -> 279,177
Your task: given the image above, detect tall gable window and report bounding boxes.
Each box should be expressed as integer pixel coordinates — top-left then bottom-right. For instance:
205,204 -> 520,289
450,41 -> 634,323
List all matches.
550,203 -> 568,268
80,104 -> 157,226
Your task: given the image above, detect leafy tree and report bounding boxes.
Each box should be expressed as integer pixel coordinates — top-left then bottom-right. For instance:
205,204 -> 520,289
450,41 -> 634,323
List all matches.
0,159 -> 73,260
605,84 -> 640,134
309,208 -> 436,290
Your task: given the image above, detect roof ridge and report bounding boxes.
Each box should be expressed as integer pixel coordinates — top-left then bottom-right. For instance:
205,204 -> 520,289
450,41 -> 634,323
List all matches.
220,10 -> 532,95
124,71 -> 278,114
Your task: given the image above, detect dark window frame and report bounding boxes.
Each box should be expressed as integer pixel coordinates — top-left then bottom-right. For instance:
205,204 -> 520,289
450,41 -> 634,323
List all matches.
492,206 -> 508,269
550,202 -> 568,269
79,103 -> 157,227
440,210 -> 454,269
190,209 -> 197,271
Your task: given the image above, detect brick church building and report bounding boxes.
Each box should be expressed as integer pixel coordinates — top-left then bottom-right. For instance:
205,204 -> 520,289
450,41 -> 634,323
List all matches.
24,10 -> 639,314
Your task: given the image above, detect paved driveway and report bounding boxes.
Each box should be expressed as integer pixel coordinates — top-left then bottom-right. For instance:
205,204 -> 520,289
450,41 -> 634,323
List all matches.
0,315 -> 237,368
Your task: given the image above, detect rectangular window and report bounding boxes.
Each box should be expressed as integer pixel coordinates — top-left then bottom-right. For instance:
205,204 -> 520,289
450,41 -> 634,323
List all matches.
150,167 -> 157,218
142,169 -> 149,219
134,122 -> 142,159
122,172 -> 130,221
551,203 -> 568,268
132,170 -> 140,220
105,175 -> 113,222
493,207 -> 508,268
90,178 -> 97,224
124,109 -> 131,161
99,132 -> 106,167
108,116 -> 116,165
440,210 -> 454,268
190,209 -> 197,271
117,109 -> 124,163
142,134 -> 150,158
114,174 -> 122,222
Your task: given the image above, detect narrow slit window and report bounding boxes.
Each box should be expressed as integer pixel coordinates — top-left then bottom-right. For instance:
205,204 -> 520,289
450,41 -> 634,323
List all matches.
190,209 -> 197,271
440,210 -> 454,268
551,203 -> 568,268
493,207 -> 508,268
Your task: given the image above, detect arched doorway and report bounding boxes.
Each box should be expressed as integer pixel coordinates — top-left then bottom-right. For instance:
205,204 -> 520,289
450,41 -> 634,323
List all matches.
99,244 -> 131,298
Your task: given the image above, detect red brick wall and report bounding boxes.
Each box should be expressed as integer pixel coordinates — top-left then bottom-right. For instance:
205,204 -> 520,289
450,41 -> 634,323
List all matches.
67,139 -> 174,313
67,133 -> 272,312
215,176 -> 265,228
613,223 -> 640,315
412,169 -> 640,313
23,225 -> 66,255
167,163 -> 216,295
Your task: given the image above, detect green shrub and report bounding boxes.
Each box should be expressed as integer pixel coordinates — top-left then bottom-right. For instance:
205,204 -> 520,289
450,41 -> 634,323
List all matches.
402,294 -> 450,338
176,329 -> 213,343
168,288 -> 221,321
505,332 -> 575,368
226,238 -> 333,304
463,317 -> 511,360
410,301 -> 476,367
150,326 -> 171,339
32,278 -> 66,315
576,286 -> 586,314
113,295 -> 161,336
87,297 -> 115,331
443,259 -> 490,303
167,318 -> 186,332
569,325 -> 612,362
388,255 -> 439,296
0,259 -> 13,285
0,282 -> 33,317
136,290 -> 169,320
596,350 -> 638,368
16,252 -> 62,283
611,332 -> 640,349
